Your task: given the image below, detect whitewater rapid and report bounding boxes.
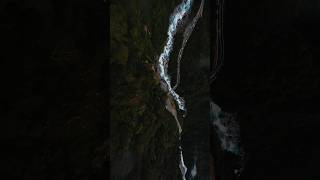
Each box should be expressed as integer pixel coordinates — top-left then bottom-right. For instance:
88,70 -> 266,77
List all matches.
156,0 -> 204,180
157,0 -> 193,113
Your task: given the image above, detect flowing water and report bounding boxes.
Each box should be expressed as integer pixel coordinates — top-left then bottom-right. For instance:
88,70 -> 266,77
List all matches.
156,0 -> 205,179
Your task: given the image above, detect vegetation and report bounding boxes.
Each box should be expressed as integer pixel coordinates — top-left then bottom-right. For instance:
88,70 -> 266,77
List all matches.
110,0 -> 183,179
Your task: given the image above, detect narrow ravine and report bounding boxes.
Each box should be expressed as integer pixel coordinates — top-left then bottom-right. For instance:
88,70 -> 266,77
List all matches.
174,0 -> 204,90
156,0 -> 205,179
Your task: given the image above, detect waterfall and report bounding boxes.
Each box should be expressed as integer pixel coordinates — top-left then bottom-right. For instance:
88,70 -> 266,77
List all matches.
157,0 -> 193,113
156,0 -> 205,179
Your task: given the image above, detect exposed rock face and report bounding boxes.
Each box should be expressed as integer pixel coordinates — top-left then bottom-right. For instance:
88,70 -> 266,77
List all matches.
110,0 -> 184,179
110,0 -> 212,179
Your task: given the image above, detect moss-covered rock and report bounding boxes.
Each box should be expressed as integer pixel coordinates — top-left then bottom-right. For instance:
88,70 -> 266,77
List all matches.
110,0 -> 182,179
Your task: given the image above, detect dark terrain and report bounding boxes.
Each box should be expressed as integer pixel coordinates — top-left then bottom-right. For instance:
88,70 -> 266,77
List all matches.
110,0 -> 211,179
2,0 -> 319,180
1,0 -> 107,179
211,0 -> 320,179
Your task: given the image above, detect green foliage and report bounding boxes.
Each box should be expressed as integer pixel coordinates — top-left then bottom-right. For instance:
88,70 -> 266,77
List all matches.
110,4 -> 128,65
110,1 -> 181,179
